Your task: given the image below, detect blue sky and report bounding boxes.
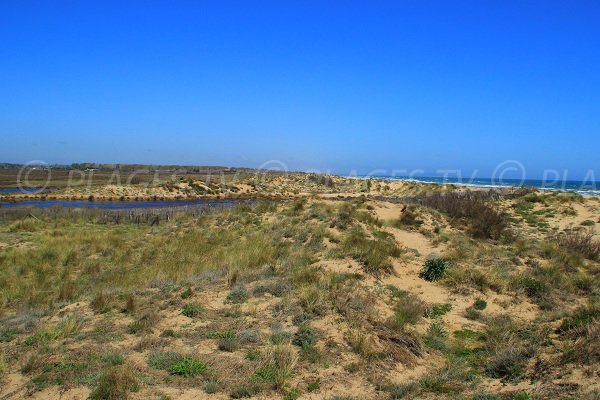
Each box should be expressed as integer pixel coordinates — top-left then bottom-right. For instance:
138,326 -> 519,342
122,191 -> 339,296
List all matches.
1,1 -> 599,179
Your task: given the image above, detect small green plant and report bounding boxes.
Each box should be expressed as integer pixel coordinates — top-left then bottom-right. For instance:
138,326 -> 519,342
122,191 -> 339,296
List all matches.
203,379 -> 222,394
246,350 -> 261,361
292,324 -> 317,348
473,298 -> 487,310
182,303 -> 204,318
424,303 -> 452,318
180,287 -> 193,299
420,257 -> 449,281
345,362 -> 359,373
169,357 -> 208,377
217,331 -> 239,352
307,379 -> 321,392
424,322 -> 448,351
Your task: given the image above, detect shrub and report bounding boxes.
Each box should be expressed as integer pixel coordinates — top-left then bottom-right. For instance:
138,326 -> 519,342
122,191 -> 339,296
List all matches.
389,383 -> 418,399
203,379 -> 222,394
341,227 -> 401,276
390,293 -> 426,330
254,344 -> 298,389
102,352 -> 125,366
394,205 -> 423,228
89,367 -> 139,400
230,381 -> 263,398
419,192 -> 508,239
169,357 -> 208,376
516,276 -> 548,300
424,303 -> 452,318
555,229 -> 600,260
226,286 -> 249,304
485,345 -> 527,381
292,324 -> 317,348
424,322 -> 448,351
473,298 -> 487,310
270,328 -> 292,345
181,303 -> 204,318
253,281 -> 290,297
180,287 -> 193,299
217,331 -> 239,352
420,257 -> 449,282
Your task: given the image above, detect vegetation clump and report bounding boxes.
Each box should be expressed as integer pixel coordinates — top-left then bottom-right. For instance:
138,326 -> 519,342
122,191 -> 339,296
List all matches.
181,303 -> 204,317
420,257 -> 449,282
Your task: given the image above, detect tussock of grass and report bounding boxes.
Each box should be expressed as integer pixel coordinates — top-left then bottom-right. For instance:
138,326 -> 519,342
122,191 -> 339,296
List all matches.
89,366 -> 139,400
339,226 -> 401,276
169,357 -> 208,376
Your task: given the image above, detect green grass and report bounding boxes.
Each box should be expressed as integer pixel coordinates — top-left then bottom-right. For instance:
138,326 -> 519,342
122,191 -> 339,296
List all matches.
181,303 -> 204,317
420,257 -> 449,282
169,357 -> 208,377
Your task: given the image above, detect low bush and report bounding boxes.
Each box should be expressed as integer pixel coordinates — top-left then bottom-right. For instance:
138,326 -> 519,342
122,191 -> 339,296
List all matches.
420,257 -> 449,282
420,192 -> 508,239
390,293 -> 426,330
181,303 -> 204,318
292,324 -> 317,348
473,299 -> 487,310
226,286 -> 249,304
555,229 -> 600,260
424,303 -> 452,319
424,322 -> 448,351
217,330 -> 239,352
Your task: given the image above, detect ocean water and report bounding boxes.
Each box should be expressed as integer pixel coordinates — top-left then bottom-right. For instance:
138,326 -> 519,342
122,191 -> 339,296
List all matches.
364,176 -> 600,196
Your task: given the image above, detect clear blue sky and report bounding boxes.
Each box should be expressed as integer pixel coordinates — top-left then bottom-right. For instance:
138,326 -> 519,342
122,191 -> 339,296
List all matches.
1,1 -> 599,179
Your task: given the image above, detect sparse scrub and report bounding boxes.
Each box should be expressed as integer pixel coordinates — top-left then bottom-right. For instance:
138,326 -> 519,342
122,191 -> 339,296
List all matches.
419,192 -> 508,239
